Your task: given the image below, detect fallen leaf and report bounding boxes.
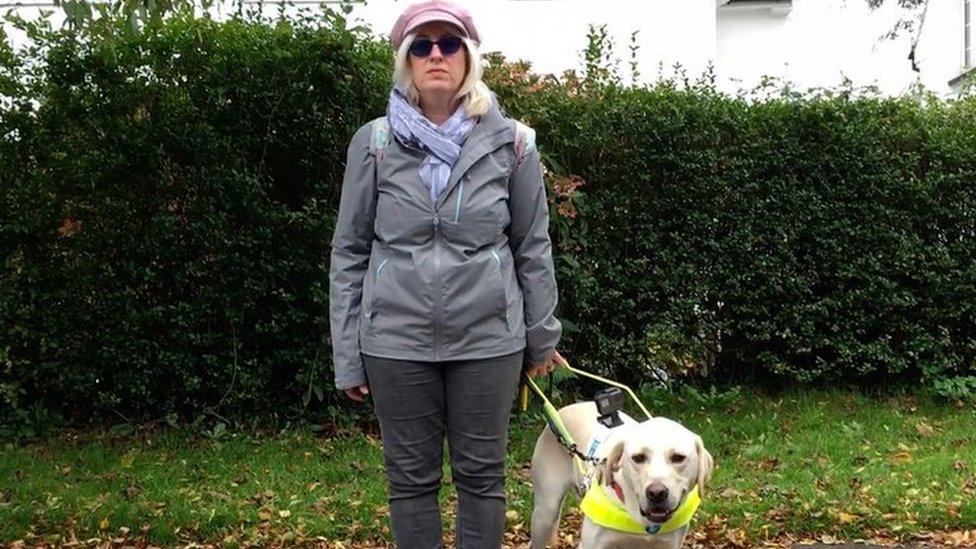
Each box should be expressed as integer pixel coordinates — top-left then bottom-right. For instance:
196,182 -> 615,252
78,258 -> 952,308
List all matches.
891,450 -> 912,465
726,528 -> 749,547
720,487 -> 743,499
838,511 -> 859,523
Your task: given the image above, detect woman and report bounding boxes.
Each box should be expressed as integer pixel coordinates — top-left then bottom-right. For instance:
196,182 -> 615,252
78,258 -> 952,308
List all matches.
329,1 -> 563,546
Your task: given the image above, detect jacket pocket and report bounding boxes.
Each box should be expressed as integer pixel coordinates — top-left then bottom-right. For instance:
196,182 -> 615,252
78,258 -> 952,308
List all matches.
364,256 -> 388,328
490,249 -> 511,332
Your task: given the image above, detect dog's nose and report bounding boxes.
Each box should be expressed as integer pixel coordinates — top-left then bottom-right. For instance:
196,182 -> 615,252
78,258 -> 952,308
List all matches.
645,483 -> 669,504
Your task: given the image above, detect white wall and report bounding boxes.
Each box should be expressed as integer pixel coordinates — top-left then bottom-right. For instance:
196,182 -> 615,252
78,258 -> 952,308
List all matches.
716,0 -> 963,97
920,0 -> 966,94
964,0 -> 973,68
0,0 -> 967,97
716,2 -> 791,91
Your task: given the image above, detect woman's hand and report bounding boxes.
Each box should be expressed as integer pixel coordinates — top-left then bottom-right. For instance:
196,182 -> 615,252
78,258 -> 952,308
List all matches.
525,350 -> 565,379
344,384 -> 371,402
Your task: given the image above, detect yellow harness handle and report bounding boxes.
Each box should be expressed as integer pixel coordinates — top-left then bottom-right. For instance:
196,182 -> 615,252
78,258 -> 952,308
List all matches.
519,354 -> 653,421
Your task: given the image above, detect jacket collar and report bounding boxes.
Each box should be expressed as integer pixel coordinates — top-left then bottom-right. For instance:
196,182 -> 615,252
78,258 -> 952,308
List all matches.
433,95 -> 514,212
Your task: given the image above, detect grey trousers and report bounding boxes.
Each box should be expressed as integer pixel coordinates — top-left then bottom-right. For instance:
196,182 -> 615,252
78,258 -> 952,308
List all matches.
362,349 -> 524,549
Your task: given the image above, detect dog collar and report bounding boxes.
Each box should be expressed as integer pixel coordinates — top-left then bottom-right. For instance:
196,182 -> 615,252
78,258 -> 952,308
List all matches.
579,481 -> 701,536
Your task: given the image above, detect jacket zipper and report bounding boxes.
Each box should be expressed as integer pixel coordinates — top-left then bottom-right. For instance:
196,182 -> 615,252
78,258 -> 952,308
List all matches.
432,213 -> 441,360
454,178 -> 464,222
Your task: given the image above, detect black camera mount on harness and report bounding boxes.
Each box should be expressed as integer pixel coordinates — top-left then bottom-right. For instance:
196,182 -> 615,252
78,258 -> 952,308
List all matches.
594,386 -> 625,428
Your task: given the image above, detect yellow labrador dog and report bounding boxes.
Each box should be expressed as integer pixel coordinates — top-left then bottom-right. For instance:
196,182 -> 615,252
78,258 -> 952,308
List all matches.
529,401 -> 713,549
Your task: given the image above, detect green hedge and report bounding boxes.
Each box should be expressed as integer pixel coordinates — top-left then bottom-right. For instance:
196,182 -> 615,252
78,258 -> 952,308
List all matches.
2,10 -> 975,429
1,10 -> 392,427
490,64 -> 976,393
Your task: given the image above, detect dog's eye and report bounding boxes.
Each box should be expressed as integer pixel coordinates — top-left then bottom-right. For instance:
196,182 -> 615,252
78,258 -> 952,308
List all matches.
670,453 -> 687,464
631,453 -> 647,464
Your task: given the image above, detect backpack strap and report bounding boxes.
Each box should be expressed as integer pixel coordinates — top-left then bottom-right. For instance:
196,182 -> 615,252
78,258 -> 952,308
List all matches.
369,116 -> 390,164
513,120 -> 536,172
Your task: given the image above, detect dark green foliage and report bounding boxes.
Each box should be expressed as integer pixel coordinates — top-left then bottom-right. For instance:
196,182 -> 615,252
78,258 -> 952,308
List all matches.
1,9 -> 391,427
488,61 -> 976,394
2,10 -> 974,431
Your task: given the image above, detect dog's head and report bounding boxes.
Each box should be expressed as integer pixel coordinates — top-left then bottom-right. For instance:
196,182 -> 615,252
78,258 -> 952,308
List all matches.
595,417 -> 713,525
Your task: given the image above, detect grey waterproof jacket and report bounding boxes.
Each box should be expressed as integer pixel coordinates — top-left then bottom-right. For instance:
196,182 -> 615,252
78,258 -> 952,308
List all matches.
329,97 -> 562,390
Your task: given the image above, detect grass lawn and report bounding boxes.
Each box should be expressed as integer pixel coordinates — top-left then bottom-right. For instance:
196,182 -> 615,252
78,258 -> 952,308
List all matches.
1,388 -> 974,547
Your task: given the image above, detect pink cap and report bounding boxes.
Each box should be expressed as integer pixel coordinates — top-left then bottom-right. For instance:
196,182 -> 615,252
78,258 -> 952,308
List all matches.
389,0 -> 480,50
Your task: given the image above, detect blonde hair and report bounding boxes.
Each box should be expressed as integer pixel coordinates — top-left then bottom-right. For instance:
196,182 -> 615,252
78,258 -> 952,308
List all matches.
392,31 -> 493,118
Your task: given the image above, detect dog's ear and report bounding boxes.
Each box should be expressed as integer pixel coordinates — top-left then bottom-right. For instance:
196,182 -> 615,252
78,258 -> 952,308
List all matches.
695,435 -> 714,497
596,439 -> 625,486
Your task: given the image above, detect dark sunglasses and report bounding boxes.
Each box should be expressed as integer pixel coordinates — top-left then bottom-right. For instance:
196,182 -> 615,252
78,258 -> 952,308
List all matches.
409,35 -> 464,58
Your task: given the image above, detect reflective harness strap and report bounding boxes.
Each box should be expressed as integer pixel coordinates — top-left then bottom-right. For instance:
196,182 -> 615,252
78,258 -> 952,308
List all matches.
579,483 -> 702,536
523,374 -> 603,494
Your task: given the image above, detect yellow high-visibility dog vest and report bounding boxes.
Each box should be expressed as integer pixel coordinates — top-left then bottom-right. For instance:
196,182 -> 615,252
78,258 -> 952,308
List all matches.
579,481 -> 701,536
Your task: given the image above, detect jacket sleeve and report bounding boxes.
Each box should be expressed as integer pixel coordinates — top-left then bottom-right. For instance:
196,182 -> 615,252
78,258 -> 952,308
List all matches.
329,123 -> 376,390
508,131 -> 563,365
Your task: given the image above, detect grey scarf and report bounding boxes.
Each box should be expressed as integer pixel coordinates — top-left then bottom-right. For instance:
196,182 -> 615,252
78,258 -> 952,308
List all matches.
386,85 -> 477,205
